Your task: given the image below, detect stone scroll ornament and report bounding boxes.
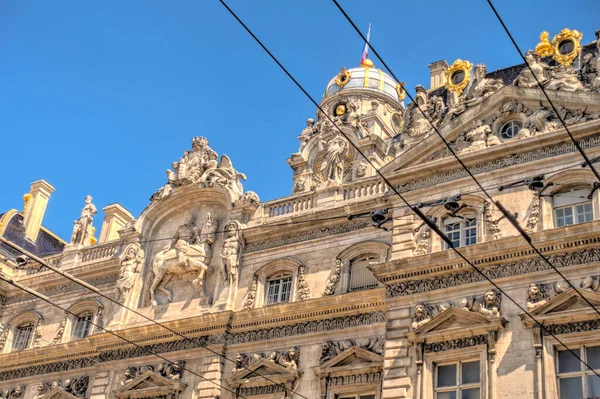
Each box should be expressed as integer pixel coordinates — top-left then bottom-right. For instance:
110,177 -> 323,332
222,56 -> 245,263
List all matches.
221,220 -> 244,308
70,195 -> 97,247
151,136 -> 247,202
149,212 -> 217,307
116,243 -> 145,302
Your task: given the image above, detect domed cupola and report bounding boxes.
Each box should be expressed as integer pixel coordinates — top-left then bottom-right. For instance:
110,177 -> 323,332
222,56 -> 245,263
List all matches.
323,59 -> 405,105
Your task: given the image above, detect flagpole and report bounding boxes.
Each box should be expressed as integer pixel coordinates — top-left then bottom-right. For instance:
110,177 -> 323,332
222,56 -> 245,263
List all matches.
360,23 -> 371,67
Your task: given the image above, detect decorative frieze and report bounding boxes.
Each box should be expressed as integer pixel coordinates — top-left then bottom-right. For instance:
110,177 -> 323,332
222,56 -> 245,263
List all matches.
245,220 -> 372,253
122,361 -> 185,384
542,319 -> 600,336
0,359 -> 96,382
387,247 -> 600,297
319,337 -> 384,364
424,334 -> 488,353
328,371 -> 382,386
238,385 -> 285,396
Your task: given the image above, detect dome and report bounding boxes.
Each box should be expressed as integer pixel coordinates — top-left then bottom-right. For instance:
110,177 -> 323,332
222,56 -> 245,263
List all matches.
323,60 -> 402,102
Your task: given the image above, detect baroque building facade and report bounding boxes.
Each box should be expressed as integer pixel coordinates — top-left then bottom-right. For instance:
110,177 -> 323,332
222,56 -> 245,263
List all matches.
1,28 -> 600,399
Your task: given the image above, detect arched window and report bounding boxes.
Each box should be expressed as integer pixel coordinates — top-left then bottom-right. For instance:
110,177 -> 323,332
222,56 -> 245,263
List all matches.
335,241 -> 390,294
348,253 -> 381,291
4,311 -> 43,352
443,214 -> 477,249
57,299 -> 104,343
252,258 -> 305,308
553,188 -> 594,227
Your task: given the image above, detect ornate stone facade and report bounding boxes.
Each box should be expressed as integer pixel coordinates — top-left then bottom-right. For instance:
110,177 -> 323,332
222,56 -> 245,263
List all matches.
1,30 -> 600,399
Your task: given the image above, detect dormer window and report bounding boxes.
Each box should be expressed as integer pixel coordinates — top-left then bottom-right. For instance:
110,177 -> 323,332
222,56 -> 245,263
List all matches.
265,273 -> 293,305
499,120 -> 522,139
553,188 -> 594,227
12,324 -> 34,351
444,215 -> 477,249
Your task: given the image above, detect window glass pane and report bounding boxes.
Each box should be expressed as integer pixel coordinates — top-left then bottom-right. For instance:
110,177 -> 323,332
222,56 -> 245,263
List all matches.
464,225 -> 477,246
437,392 -> 457,399
559,376 -> 582,398
73,314 -> 93,339
588,374 -> 600,398
587,346 -> 600,369
437,364 -> 457,387
462,361 -> 481,384
266,280 -> 279,304
13,325 -> 33,350
461,388 -> 480,399
280,277 -> 292,302
559,349 -> 582,373
576,203 -> 593,223
360,395 -> 376,399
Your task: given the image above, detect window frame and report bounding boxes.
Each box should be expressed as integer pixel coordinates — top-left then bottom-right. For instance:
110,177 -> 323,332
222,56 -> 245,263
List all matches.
12,323 -> 34,351
443,214 -> 478,249
423,346 -> 488,399
71,312 -> 94,340
335,241 -> 390,295
555,345 -> 600,399
335,394 -> 377,399
499,120 -> 523,140
552,188 -> 594,228
4,311 -> 43,353
434,360 -> 482,398
252,257 -> 303,309
60,298 -> 103,343
264,273 -> 293,305
348,253 -> 381,292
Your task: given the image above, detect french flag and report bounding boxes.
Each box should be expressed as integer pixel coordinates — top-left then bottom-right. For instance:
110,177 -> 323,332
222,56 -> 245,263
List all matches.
360,23 -> 371,65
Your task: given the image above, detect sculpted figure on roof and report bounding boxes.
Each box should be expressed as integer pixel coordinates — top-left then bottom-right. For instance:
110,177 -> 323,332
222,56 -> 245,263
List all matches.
70,195 -> 97,247
514,50 -> 585,92
151,136 -> 247,202
465,64 -> 504,106
582,30 -> 600,92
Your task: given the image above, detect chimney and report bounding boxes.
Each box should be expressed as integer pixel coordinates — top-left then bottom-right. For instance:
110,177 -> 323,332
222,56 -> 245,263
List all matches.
99,203 -> 134,243
23,180 -> 55,242
428,60 -> 449,90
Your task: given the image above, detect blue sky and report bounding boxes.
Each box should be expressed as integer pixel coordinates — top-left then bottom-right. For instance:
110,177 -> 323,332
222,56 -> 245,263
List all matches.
1,0 -> 599,241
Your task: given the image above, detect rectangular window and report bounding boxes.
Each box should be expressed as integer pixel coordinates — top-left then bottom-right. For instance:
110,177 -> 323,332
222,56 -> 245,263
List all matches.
13,324 -> 34,351
72,314 -> 93,339
435,360 -> 481,399
557,346 -> 600,398
337,395 -> 376,399
444,218 -> 477,249
265,276 -> 292,305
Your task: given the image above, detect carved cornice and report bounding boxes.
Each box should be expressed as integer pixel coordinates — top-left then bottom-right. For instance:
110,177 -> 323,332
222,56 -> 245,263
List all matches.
245,219 -> 371,253
424,334 -> 488,353
4,274 -> 119,305
386,245 -> 600,298
542,319 -> 600,336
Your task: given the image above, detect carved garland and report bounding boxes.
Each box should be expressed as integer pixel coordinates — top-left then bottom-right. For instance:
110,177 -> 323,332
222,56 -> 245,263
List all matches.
387,247 -> 600,297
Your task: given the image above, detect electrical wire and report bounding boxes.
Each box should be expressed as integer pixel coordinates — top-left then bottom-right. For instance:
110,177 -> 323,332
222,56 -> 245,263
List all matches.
0,272 -> 247,398
218,0 -> 600,377
484,0 -> 600,183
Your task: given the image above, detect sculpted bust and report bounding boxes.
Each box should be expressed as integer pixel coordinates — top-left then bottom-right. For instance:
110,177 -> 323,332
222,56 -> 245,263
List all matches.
526,283 -> 548,310
478,290 -> 501,317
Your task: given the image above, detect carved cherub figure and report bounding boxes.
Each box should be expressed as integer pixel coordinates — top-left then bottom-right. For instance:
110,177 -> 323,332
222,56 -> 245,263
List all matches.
526,283 -> 548,310
412,303 -> 432,329
478,290 -> 501,317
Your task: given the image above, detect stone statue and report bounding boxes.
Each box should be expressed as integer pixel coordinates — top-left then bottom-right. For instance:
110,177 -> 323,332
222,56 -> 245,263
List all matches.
150,212 -> 217,306
293,176 -> 306,194
116,243 -> 145,302
121,368 -> 136,385
8,387 -> 23,399
166,361 -> 183,380
403,86 -> 432,137
526,106 -> 559,133
320,341 -> 339,364
221,220 -> 244,307
459,120 -> 495,154
199,154 -> 247,197
412,303 -> 432,329
458,298 -> 471,311
70,195 -> 97,246
33,383 -> 47,399
514,50 -> 585,91
581,30 -> 600,92
278,347 -> 299,370
465,64 -> 503,107
445,90 -> 468,120
526,283 -> 548,310
581,276 -> 600,292
354,162 -> 368,179
232,353 -> 249,373
478,290 -> 501,317
319,133 -> 349,183
298,118 -> 317,151
413,227 -> 430,256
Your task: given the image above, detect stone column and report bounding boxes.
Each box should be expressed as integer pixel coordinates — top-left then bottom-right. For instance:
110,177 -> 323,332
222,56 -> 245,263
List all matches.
488,331 -> 498,399
23,180 -> 55,242
532,325 -> 543,399
382,306 -> 412,398
390,209 -> 415,260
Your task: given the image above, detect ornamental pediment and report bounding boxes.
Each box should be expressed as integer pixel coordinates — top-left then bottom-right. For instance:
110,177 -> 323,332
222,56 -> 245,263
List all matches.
382,87 -> 600,174
407,307 -> 506,344
114,371 -> 187,399
521,288 -> 600,329
36,388 -> 78,399
314,346 -> 383,378
225,358 -> 300,388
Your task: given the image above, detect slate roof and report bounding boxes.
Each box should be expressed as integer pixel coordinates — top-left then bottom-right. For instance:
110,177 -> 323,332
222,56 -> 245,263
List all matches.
0,212 -> 65,260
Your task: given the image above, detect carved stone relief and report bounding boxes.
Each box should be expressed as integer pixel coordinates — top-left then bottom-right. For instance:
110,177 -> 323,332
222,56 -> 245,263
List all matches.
121,361 -> 185,384
296,265 -> 311,300
116,243 -> 144,302
242,275 -> 258,310
0,386 -> 24,399
151,136 -> 247,202
411,303 -> 433,329
413,227 -> 430,256
231,347 -> 299,373
319,337 -> 384,364
524,192 -> 541,233
322,259 -> 342,296
484,201 -> 503,240
221,220 -> 244,309
514,50 -> 587,92
149,212 -> 217,307
51,312 -> 68,345
526,283 -> 549,310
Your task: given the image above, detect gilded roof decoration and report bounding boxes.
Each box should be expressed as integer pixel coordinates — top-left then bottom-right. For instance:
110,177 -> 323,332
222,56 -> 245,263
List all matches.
444,59 -> 473,95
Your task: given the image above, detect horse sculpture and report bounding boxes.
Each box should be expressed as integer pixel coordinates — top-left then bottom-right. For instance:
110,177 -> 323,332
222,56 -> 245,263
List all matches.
150,212 -> 217,307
